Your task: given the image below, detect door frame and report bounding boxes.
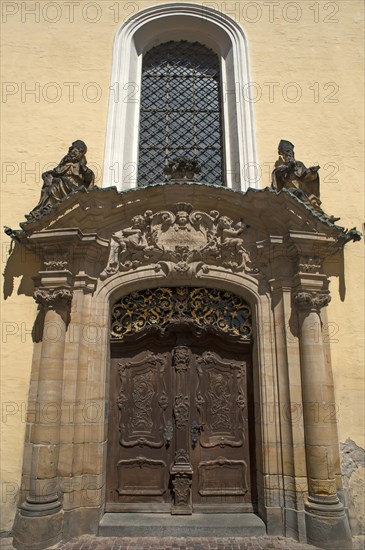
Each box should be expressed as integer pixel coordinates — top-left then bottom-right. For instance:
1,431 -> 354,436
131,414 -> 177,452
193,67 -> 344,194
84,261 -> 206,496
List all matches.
106,323 -> 256,515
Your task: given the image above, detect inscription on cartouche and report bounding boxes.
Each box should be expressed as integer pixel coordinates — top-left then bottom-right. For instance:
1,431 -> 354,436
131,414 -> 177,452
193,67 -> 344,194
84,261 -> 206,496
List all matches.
100,203 -> 257,279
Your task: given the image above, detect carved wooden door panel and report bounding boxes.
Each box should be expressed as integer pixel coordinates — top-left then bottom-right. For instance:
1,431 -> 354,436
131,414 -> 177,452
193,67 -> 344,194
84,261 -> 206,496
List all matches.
106,338 -> 174,512
189,342 -> 254,513
106,335 -> 254,513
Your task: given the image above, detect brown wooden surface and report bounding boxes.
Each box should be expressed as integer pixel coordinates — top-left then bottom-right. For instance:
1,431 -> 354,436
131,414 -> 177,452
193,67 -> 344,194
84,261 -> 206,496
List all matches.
106,330 -> 255,514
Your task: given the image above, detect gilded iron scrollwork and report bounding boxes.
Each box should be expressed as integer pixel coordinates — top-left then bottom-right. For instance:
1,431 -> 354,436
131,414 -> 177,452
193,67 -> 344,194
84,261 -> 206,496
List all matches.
111,287 -> 252,341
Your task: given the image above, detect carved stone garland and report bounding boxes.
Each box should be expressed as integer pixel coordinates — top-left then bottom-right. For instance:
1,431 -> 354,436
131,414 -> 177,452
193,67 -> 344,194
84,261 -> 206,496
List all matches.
100,202 -> 257,279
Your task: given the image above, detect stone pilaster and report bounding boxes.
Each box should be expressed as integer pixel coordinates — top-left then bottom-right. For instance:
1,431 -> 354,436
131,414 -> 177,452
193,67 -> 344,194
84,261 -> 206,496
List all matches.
13,285 -> 72,550
295,290 -> 352,549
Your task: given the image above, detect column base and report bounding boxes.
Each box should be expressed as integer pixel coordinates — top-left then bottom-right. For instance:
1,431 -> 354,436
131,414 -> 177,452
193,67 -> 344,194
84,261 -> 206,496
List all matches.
305,497 -> 352,549
12,506 -> 63,550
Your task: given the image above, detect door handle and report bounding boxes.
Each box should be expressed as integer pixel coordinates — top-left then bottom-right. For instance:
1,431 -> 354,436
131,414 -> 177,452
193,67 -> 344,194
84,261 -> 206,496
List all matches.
191,420 -> 204,447
163,420 -> 173,445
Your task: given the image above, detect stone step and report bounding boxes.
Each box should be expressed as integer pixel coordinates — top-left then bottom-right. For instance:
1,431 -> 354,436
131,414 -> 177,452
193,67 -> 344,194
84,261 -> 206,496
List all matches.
98,513 -> 267,538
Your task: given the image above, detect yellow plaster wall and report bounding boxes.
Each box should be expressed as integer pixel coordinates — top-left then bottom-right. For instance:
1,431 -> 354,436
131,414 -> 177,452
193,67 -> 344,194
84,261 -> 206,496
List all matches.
1,0 -> 364,532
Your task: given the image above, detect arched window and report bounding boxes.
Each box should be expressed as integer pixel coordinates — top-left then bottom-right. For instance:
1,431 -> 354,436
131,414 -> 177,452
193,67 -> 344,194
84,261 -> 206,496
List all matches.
104,3 -> 258,192
138,41 -> 224,186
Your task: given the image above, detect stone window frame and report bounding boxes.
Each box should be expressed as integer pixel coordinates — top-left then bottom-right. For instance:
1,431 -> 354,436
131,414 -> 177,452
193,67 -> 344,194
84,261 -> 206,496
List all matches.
103,2 -> 259,191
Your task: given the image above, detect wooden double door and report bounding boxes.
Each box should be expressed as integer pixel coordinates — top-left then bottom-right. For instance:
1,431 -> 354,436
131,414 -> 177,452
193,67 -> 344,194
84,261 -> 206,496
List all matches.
106,332 -> 255,514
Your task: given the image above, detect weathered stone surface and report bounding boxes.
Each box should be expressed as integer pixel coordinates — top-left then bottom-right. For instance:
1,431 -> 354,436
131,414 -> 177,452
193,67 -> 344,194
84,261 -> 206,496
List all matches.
12,509 -> 63,550
341,438 -> 365,535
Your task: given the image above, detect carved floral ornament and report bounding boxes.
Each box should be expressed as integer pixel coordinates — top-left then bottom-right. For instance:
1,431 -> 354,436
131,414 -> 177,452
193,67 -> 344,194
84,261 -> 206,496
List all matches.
294,290 -> 331,311
100,203 -> 257,279
33,288 -> 73,309
111,287 -> 252,341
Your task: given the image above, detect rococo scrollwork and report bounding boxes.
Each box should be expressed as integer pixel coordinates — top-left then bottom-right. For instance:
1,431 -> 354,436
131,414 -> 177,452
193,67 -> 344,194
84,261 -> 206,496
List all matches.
111,287 -> 252,341
100,202 -> 257,279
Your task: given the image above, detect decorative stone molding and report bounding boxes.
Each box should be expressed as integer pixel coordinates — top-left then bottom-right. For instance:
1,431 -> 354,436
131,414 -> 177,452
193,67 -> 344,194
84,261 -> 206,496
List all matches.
43,251 -> 69,271
101,203 -> 257,279
294,291 -> 331,311
298,256 -> 322,274
33,288 -> 73,310
44,259 -> 69,271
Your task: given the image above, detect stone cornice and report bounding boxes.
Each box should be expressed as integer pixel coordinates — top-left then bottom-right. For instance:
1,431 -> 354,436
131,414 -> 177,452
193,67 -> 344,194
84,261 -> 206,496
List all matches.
5,185 -> 359,243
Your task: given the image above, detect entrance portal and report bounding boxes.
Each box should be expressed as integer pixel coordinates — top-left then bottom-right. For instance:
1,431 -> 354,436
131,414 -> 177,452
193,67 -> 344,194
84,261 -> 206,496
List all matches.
106,288 -> 255,515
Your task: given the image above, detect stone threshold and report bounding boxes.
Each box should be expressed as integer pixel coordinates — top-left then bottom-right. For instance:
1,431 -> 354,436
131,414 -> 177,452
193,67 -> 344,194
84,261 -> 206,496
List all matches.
98,513 -> 266,538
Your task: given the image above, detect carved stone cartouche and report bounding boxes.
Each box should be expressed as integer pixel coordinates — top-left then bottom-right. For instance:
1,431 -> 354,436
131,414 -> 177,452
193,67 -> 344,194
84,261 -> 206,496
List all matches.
271,140 -> 340,223
26,140 -> 95,220
100,203 -> 256,279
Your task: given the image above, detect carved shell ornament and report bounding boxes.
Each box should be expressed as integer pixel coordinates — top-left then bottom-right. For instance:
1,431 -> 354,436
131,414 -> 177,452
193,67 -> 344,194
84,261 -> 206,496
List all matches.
100,203 -> 258,279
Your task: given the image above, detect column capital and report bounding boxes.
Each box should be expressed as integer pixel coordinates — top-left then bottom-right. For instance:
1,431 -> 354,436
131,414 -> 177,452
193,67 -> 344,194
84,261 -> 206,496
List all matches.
33,287 -> 73,310
294,290 -> 331,312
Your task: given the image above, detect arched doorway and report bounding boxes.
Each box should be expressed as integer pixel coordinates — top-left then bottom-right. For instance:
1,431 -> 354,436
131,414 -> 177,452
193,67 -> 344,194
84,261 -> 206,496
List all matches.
105,287 -> 257,515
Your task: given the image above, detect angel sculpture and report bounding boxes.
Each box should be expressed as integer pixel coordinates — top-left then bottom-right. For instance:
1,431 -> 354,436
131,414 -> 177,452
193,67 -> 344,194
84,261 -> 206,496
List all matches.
216,216 -> 252,271
100,214 -> 162,279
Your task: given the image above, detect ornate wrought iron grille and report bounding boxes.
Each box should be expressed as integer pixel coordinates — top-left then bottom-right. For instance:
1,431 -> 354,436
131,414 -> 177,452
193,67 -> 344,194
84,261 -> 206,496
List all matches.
138,41 -> 224,186
111,288 -> 252,341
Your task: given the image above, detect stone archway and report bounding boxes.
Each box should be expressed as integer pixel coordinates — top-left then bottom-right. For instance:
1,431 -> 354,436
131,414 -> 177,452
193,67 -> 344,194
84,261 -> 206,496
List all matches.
10,183 -> 354,549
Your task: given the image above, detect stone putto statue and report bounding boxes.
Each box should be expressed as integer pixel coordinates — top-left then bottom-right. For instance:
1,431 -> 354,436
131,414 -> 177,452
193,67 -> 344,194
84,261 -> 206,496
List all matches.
26,140 -> 95,220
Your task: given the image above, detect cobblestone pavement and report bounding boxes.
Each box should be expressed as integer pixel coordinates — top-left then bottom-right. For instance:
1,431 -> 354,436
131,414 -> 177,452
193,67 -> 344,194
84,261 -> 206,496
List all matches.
55,536 -> 319,549
0,536 -> 319,550
2,535 -> 364,550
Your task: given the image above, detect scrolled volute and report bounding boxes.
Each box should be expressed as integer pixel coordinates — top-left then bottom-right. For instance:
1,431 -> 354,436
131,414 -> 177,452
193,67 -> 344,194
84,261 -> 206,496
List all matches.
294,290 -> 331,311
33,288 -> 73,310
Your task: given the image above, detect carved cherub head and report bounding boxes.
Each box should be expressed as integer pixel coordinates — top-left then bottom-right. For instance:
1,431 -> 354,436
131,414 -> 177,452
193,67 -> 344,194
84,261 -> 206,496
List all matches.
217,216 -> 232,230
131,215 -> 146,229
175,211 -> 190,226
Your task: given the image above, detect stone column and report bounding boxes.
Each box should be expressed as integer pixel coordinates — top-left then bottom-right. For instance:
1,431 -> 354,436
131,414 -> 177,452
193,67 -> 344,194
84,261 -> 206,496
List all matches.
295,290 -> 352,549
13,287 -> 72,550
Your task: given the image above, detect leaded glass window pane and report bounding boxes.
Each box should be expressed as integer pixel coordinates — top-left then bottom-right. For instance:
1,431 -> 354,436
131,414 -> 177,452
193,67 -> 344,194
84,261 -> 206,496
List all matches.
138,41 -> 224,186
